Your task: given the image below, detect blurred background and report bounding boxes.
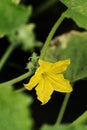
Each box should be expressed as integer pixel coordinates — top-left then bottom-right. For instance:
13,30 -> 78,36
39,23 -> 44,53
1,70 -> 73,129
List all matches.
0,0 -> 87,130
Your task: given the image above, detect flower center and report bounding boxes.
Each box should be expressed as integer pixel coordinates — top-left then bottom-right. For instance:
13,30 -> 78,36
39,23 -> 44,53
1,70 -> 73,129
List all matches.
41,72 -> 47,77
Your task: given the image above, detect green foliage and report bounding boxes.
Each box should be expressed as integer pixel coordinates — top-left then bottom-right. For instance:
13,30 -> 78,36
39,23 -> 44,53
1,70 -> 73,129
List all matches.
72,111 -> 87,125
0,0 -> 32,35
0,0 -> 87,129
8,24 -> 42,51
17,24 -> 42,51
12,0 -> 20,4
41,124 -> 87,130
60,0 -> 87,29
26,52 -> 39,71
45,31 -> 87,82
0,86 -> 33,130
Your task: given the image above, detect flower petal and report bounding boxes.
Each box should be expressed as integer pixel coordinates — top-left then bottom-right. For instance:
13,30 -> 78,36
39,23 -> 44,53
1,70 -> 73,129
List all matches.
38,59 -> 52,71
24,74 -> 40,90
51,59 -> 70,73
35,77 -> 53,105
47,73 -> 73,92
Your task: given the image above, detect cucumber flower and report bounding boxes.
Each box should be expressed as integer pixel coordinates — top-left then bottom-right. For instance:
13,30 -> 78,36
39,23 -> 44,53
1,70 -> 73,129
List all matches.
24,59 -> 72,105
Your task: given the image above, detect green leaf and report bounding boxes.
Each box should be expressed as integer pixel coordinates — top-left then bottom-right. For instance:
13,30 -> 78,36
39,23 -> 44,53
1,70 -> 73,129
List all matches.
60,0 -> 87,29
0,0 -> 32,35
8,24 -> 42,51
18,24 -> 37,51
0,86 -> 33,130
45,31 -> 87,82
72,111 -> 87,125
41,124 -> 87,130
11,0 -> 20,4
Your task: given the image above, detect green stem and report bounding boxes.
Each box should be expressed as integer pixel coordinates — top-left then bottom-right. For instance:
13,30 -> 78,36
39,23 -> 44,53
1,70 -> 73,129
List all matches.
55,93 -> 71,125
0,44 -> 15,70
40,13 -> 65,59
72,111 -> 87,125
34,0 -> 59,16
0,71 -> 33,87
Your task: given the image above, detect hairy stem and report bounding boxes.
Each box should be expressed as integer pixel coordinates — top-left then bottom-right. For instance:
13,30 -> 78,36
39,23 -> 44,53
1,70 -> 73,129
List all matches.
0,44 -> 15,70
0,71 -> 33,87
56,93 -> 71,124
40,13 -> 65,59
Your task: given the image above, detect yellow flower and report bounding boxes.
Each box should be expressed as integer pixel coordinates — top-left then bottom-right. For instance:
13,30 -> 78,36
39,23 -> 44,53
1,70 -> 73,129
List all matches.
24,59 -> 73,105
